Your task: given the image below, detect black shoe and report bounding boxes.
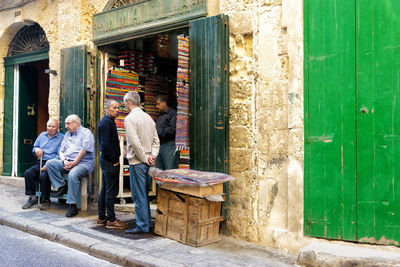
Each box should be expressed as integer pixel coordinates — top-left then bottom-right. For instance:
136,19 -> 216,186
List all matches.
52,185 -> 67,198
22,196 -> 38,209
40,199 -> 51,210
65,204 -> 78,217
125,228 -> 147,234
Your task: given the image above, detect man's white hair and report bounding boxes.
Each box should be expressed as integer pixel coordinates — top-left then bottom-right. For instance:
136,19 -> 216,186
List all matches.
65,114 -> 81,126
123,91 -> 141,106
47,117 -> 59,127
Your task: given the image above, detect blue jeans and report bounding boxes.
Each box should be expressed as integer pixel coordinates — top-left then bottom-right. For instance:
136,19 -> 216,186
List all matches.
46,159 -> 89,204
98,154 -> 120,221
129,163 -> 152,232
156,141 -> 179,170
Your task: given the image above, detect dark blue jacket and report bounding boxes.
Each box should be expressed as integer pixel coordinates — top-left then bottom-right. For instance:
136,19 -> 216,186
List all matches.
98,115 -> 121,164
156,107 -> 176,145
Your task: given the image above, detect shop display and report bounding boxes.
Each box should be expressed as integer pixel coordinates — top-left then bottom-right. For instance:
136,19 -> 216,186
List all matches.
105,67 -> 140,136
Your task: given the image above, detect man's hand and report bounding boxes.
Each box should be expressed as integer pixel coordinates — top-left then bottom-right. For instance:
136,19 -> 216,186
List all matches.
63,160 -> 76,171
41,166 -> 47,172
113,162 -> 120,167
35,148 -> 44,159
147,155 -> 156,166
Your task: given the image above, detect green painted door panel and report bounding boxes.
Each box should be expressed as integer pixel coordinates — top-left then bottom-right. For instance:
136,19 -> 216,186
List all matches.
2,65 -> 14,176
304,0 -> 357,240
306,0 -> 400,244
189,15 -> 229,174
17,65 -> 38,176
356,1 -> 400,244
60,45 -> 88,132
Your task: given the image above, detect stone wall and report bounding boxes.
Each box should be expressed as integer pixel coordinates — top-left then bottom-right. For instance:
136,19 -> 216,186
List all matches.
221,0 -> 305,253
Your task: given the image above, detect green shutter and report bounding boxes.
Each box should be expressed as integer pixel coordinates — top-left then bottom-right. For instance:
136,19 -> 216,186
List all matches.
189,15 -> 229,174
60,45 -> 88,130
2,65 -> 14,176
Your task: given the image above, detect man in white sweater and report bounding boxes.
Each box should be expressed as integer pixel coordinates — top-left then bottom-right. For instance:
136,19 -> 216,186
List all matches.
123,91 -> 160,234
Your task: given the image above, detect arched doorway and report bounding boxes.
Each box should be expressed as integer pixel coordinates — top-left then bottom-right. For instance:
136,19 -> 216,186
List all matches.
3,23 -> 50,176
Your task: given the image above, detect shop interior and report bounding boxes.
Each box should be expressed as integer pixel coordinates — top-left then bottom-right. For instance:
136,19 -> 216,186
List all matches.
100,28 -> 190,204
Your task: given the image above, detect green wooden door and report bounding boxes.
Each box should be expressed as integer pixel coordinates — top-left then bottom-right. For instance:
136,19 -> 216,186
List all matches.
305,0 -> 400,244
189,14 -> 229,174
356,1 -> 400,244
17,65 -> 38,176
304,0 -> 357,240
60,45 -> 88,131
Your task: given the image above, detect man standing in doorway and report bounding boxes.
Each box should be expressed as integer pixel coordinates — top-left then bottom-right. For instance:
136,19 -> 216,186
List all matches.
97,100 -> 128,229
123,91 -> 159,234
22,118 -> 63,210
46,114 -> 95,217
155,95 -> 179,170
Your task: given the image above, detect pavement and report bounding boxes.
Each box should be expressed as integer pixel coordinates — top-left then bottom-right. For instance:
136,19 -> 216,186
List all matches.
0,180 -> 298,267
3,179 -> 400,266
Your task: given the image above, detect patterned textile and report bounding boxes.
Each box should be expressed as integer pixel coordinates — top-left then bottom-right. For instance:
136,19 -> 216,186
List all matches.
175,36 -> 190,148
149,167 -> 234,186
143,74 -> 168,120
105,67 -> 140,136
175,35 -> 190,169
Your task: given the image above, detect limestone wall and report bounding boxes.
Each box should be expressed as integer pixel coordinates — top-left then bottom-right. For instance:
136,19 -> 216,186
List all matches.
221,0 -> 306,253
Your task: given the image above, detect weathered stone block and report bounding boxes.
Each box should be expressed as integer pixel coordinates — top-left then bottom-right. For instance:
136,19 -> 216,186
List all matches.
229,11 -> 253,35
229,101 -> 252,127
230,126 -> 252,148
229,148 -> 253,172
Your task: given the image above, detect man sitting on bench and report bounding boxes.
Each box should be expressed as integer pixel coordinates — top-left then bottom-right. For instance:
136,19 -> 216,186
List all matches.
22,118 -> 63,210
46,114 -> 94,217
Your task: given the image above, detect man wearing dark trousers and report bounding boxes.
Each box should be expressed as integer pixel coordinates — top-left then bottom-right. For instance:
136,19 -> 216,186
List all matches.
97,100 -> 128,229
22,118 -> 63,210
155,95 -> 179,170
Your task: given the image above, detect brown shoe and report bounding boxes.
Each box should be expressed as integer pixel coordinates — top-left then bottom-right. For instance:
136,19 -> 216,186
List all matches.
97,218 -> 107,226
106,219 -> 128,229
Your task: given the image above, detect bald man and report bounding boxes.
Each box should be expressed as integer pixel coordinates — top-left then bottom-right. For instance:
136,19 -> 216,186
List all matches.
22,118 -> 63,210
97,100 -> 127,229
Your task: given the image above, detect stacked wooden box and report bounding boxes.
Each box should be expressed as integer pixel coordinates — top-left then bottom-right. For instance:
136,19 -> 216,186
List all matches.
154,183 -> 224,247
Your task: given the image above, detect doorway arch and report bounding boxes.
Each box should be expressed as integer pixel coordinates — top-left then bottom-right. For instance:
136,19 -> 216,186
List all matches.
2,22 -> 50,176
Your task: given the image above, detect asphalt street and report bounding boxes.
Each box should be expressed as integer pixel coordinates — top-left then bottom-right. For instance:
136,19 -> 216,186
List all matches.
0,225 -> 120,267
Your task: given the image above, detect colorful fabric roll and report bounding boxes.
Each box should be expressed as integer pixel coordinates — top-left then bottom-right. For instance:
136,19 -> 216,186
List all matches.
175,35 -> 190,169
105,67 -> 139,136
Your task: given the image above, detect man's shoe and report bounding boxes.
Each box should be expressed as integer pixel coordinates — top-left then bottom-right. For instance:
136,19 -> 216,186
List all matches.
97,218 -> 107,226
125,228 -> 147,234
40,199 -> 51,210
65,204 -> 78,217
106,219 -> 128,229
22,196 -> 38,209
52,185 -> 68,198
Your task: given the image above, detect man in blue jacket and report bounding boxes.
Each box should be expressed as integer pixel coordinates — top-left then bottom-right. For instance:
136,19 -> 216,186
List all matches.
22,118 -> 63,210
97,100 -> 127,229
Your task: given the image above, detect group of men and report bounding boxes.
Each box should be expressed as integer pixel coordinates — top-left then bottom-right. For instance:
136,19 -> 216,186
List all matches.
22,91 -> 178,234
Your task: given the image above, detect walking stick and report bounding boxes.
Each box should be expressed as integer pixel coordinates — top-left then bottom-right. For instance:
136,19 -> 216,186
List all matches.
38,157 -> 42,209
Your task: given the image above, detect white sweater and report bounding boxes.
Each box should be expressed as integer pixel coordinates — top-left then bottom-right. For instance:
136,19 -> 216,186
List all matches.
124,107 -> 160,165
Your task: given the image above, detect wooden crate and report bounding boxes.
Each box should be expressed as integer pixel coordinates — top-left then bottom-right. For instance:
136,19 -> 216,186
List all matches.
155,188 -> 223,247
160,183 -> 223,198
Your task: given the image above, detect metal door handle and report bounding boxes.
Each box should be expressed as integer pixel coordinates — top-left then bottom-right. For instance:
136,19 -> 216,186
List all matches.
361,107 -> 367,114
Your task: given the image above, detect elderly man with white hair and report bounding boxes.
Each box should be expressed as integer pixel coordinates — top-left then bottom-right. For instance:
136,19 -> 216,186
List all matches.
46,114 -> 95,217
123,91 -> 160,234
22,118 -> 63,210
